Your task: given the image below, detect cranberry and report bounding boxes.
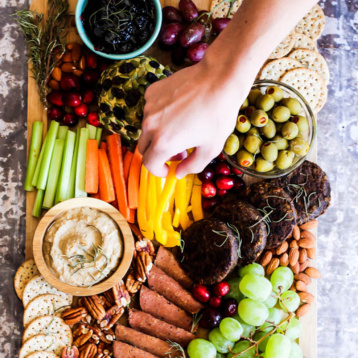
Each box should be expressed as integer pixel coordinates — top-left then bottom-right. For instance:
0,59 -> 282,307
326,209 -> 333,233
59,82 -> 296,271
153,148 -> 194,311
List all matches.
47,106 -> 63,121
86,53 -> 98,69
82,89 -> 95,104
216,176 -> 235,190
82,70 -> 99,85
217,189 -> 228,197
202,197 -> 220,212
60,74 -> 80,92
62,113 -> 78,127
234,177 -> 246,192
201,182 -> 216,198
47,91 -> 63,107
87,112 -> 102,127
209,296 -> 222,308
74,102 -> 88,117
198,165 -> 214,183
99,63 -> 109,73
63,92 -> 82,107
192,284 -> 211,303
222,298 -> 238,317
217,153 -> 226,161
200,308 -> 222,329
213,282 -> 230,297
215,162 -> 231,176
232,167 -> 243,176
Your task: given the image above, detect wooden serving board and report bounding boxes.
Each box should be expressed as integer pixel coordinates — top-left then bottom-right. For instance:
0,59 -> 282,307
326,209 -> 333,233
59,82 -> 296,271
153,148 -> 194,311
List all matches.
26,0 -> 317,356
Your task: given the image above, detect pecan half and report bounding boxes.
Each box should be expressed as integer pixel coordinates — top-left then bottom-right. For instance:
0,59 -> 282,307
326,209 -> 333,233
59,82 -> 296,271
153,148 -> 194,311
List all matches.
135,239 -> 155,257
100,305 -> 124,330
135,251 -> 152,283
73,325 -> 88,338
73,329 -> 93,348
62,347 -> 79,358
79,343 -> 97,358
82,296 -> 106,321
62,307 -> 88,325
125,271 -> 142,294
112,281 -> 131,307
97,342 -> 106,355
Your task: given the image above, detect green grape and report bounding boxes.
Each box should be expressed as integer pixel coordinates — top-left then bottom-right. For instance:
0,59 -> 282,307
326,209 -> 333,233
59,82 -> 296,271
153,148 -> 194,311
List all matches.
219,317 -> 243,342
263,294 -> 278,308
227,341 -> 255,358
254,332 -> 270,352
277,318 -> 302,340
187,338 -> 217,358
260,308 -> 284,332
238,298 -> 269,326
270,267 -> 294,294
266,334 -> 291,358
232,314 -> 255,337
208,328 -> 235,354
289,342 -> 303,358
239,274 -> 272,302
279,291 -> 300,313
216,354 -> 226,358
226,277 -> 245,303
239,263 -> 265,277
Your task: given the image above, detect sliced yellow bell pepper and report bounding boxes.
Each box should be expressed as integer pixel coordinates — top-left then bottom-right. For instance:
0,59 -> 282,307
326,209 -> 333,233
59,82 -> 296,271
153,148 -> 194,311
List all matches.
162,211 -> 181,247
137,165 -> 151,238
146,172 -> 157,239
192,175 -> 204,221
173,207 -> 181,228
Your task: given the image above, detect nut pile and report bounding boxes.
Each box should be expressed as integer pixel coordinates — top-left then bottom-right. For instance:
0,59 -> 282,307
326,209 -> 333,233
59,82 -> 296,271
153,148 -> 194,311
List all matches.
260,219 -> 321,317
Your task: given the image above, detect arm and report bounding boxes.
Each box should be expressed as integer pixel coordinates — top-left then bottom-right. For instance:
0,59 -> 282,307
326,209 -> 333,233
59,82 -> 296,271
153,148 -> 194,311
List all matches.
139,0 -> 318,178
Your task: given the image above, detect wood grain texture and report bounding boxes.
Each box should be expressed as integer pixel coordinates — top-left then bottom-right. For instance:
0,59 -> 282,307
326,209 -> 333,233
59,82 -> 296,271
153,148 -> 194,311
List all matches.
26,0 -> 317,355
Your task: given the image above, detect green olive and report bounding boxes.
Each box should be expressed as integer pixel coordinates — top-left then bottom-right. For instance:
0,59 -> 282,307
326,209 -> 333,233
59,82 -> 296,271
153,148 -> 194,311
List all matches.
282,122 -> 299,140
260,119 -> 276,139
255,94 -> 275,112
240,98 -> 249,110
272,135 -> 288,150
272,106 -> 291,123
237,149 -> 254,167
290,137 -> 310,156
281,98 -> 302,115
245,106 -> 256,117
276,150 -> 295,170
247,127 -> 260,138
244,135 -> 262,154
236,115 -> 251,133
224,134 -> 240,155
266,86 -> 284,102
261,142 -> 278,162
250,109 -> 269,127
254,157 -> 275,173
248,89 -> 262,105
290,115 -> 309,133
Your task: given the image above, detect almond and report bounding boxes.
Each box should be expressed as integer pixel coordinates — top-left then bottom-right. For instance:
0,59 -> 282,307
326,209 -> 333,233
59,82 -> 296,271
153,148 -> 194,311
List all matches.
266,258 -> 279,276
61,63 -> 76,73
293,225 -> 300,240
62,52 -> 73,62
288,248 -> 299,266
78,55 -> 86,71
300,259 -> 310,272
51,67 -> 62,81
305,267 -> 321,279
296,303 -> 311,317
73,69 -> 84,77
299,248 -> 307,263
260,251 -> 272,267
66,42 -> 76,50
301,230 -> 316,241
294,273 -> 311,285
276,241 -> 288,255
306,247 -> 316,259
289,240 -> 299,249
295,280 -> 307,292
289,262 -> 300,275
48,79 -> 60,90
279,253 -> 289,267
54,52 -> 63,61
298,292 -> 314,304
299,220 -> 318,230
72,43 -> 83,62
298,238 -> 315,249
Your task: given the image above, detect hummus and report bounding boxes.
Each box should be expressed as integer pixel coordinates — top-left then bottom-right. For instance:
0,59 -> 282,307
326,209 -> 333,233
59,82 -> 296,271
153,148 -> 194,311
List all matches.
43,207 -> 123,287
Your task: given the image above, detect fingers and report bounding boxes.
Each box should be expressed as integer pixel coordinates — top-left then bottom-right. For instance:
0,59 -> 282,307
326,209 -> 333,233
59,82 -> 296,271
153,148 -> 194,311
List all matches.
142,142 -> 170,178
138,133 -> 151,156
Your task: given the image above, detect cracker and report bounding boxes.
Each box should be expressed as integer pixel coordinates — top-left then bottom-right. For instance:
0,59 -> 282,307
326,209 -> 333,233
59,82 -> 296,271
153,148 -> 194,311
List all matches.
210,0 -> 243,19
295,4 -> 325,41
23,316 -> 72,345
23,294 -> 70,327
289,49 -> 330,83
259,58 -> 303,81
22,275 -> 73,308
292,33 -> 318,51
26,352 -> 59,358
268,30 -> 296,60
280,68 -> 327,113
14,259 -> 40,300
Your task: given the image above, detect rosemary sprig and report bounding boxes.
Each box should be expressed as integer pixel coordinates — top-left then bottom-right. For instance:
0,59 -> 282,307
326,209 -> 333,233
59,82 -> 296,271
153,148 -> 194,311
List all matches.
13,0 -> 69,108
191,312 -> 203,333
166,340 -> 186,358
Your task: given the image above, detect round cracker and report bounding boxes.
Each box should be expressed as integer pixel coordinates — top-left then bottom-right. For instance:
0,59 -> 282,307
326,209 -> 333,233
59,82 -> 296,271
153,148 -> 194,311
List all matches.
14,259 -> 40,300
26,352 -> 60,358
259,58 -> 303,81
210,0 -> 243,19
22,275 -> 73,308
280,68 -> 327,113
295,4 -> 325,41
268,30 -> 296,60
292,33 -> 318,51
288,49 -> 330,83
23,294 -> 70,327
23,316 -> 72,344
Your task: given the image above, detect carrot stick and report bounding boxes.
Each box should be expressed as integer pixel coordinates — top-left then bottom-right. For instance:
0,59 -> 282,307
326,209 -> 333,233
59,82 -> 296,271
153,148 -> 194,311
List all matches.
100,142 -> 107,151
128,209 -> 135,224
85,139 -> 99,194
107,134 -> 130,220
98,148 -> 115,203
91,192 -> 100,199
128,146 -> 142,209
123,151 -> 134,183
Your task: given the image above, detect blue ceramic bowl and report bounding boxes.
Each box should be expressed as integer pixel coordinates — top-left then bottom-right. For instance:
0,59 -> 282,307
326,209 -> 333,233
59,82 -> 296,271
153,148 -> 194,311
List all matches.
75,0 -> 162,60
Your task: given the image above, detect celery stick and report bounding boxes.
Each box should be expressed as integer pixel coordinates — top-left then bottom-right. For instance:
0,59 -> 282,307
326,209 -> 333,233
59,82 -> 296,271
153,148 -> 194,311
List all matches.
67,130 -> 79,199
57,126 -> 69,140
75,127 -> 89,197
95,127 -> 102,147
37,121 -> 59,190
32,136 -> 48,187
24,121 -> 43,191
32,189 -> 44,218
87,124 -> 97,140
55,130 -> 76,204
43,139 -> 65,209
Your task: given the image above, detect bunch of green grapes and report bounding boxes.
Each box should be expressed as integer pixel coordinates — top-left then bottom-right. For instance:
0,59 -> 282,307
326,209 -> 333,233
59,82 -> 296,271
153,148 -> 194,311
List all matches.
187,263 -> 304,358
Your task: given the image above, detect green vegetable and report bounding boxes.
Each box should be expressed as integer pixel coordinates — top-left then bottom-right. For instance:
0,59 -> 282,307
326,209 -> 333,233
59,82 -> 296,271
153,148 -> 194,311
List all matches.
24,121 -> 43,191
86,123 -> 97,140
57,125 -> 68,139
31,136 -> 47,187
95,127 -> 102,147
68,129 -> 79,199
75,127 -> 89,198
32,189 -> 44,218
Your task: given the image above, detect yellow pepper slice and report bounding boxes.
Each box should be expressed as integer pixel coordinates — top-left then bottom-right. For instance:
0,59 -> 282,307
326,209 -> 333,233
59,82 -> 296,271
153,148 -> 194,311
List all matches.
192,175 -> 204,221
137,165 -> 151,238
162,211 -> 181,247
146,172 -> 157,238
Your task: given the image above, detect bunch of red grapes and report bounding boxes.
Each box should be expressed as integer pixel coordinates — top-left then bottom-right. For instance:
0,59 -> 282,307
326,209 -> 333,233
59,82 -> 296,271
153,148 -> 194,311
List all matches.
159,0 -> 231,65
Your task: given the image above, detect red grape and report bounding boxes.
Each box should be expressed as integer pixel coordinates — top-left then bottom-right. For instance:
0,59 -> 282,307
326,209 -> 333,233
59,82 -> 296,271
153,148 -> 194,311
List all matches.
202,182 -> 216,198
159,23 -> 185,46
202,197 -> 220,212
187,42 -> 209,62
215,162 -> 231,176
179,0 -> 199,22
47,106 -> 63,121
179,23 -> 205,48
216,176 -> 235,190
200,308 -> 222,329
63,92 -> 82,107
217,189 -> 228,197
222,298 -> 238,317
198,165 -> 214,183
47,91 -> 63,107
163,6 -> 183,23
212,18 -> 231,33
62,113 -> 78,127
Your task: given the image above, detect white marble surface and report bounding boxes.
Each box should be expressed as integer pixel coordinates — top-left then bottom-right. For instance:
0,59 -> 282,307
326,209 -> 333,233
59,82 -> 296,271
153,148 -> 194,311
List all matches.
0,0 -> 357,357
